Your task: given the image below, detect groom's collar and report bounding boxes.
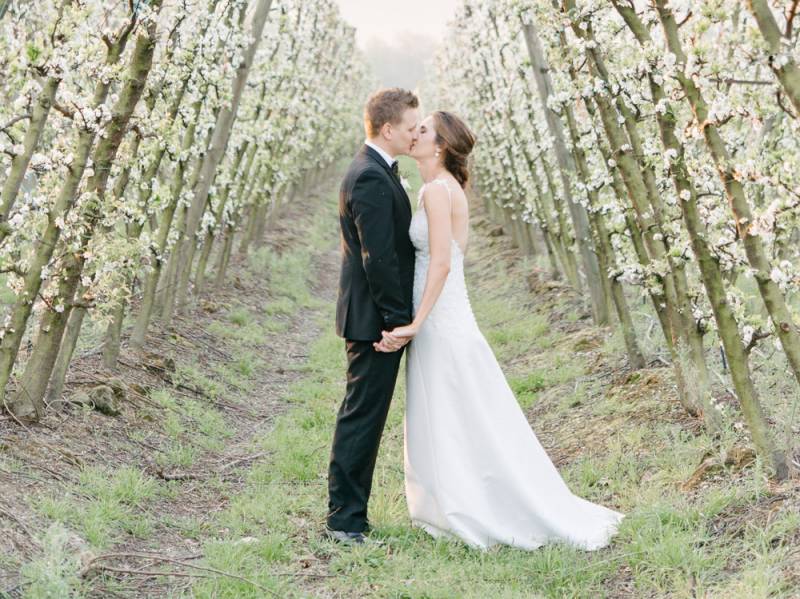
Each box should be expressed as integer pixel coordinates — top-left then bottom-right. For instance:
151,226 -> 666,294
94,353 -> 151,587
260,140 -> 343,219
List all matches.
361,144 -> 408,200
364,139 -> 396,169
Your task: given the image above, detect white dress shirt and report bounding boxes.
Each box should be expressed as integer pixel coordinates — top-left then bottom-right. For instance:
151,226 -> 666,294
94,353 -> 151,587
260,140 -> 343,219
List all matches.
365,139 -> 396,169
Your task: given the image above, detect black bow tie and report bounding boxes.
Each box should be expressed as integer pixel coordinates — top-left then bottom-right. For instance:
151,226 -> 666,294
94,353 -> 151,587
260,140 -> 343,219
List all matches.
391,161 -> 399,176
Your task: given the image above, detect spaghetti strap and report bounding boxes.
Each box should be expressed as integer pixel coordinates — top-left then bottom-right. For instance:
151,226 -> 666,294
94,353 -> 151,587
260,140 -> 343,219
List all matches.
418,178 -> 453,210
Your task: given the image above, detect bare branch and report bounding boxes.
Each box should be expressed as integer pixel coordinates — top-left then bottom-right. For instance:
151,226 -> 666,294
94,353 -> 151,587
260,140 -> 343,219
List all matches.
52,101 -> 75,120
786,0 -> 800,38
745,330 -> 772,354
776,90 -> 798,119
0,114 -> 32,133
711,77 -> 775,87
677,10 -> 693,28
80,552 -> 275,596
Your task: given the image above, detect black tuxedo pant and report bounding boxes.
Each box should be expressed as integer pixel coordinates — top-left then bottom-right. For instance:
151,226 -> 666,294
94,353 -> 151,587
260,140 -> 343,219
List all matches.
327,339 -> 405,532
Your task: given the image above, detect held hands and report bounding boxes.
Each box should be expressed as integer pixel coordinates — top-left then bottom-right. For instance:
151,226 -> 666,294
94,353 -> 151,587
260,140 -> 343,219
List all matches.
373,323 -> 419,353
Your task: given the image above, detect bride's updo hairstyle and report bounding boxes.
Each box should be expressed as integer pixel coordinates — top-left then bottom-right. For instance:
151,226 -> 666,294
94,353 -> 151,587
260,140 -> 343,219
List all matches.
432,111 -> 476,189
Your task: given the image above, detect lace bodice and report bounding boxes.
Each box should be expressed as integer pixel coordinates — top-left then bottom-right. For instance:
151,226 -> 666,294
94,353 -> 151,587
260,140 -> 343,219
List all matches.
408,179 -> 474,330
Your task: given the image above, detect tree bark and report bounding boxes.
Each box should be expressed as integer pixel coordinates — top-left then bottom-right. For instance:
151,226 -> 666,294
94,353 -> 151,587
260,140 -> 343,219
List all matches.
521,19 -> 609,325
570,6 -> 714,424
0,17 -> 137,411
170,0 -> 274,315
656,0 -> 790,478
561,88 -> 645,369
8,10 -> 160,419
0,77 -> 60,241
747,0 -> 800,115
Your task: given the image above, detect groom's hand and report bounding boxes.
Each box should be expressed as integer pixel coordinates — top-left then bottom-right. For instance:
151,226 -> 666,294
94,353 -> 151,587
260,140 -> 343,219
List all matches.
373,335 -> 406,353
373,339 -> 398,352
373,327 -> 412,352
373,324 -> 417,352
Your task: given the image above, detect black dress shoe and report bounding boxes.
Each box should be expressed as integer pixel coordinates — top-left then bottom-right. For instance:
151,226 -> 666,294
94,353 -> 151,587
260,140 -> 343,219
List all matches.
323,528 -> 366,545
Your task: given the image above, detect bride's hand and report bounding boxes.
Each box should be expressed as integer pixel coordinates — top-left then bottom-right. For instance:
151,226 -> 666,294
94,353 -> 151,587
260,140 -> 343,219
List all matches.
372,324 -> 419,352
384,324 -> 418,341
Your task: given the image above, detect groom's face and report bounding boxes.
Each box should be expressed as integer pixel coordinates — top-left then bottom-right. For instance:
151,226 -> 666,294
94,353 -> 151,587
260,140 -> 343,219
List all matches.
386,108 -> 420,157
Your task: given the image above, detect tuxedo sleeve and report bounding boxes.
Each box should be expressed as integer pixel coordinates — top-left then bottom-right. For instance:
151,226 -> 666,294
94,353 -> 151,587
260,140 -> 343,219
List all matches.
350,169 -> 411,329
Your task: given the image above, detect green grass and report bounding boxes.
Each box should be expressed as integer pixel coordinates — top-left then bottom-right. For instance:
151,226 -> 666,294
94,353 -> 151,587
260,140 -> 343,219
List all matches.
19,524 -> 84,599
16,195 -> 333,596
15,176 -> 798,598
508,370 -> 547,408
34,465 -> 161,550
180,185 -> 798,598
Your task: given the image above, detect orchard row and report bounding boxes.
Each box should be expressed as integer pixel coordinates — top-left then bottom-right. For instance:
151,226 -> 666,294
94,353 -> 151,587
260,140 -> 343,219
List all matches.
432,0 -> 800,477
0,0 -> 370,420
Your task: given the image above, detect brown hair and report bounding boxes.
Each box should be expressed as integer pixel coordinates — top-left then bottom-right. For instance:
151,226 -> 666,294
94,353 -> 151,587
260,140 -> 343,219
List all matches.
364,88 -> 419,138
432,111 -> 476,188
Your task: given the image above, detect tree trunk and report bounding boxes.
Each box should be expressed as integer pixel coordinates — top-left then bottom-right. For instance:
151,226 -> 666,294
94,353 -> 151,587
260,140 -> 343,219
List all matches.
8,11 -> 160,419
582,93 -> 698,404
93,126 -> 150,368
747,0 -> 800,115
215,161 -> 265,287
194,140 -> 252,294
0,77 -> 60,241
558,12 -> 702,417
44,296 -> 87,408
100,72 -> 194,366
171,0 -> 274,314
611,0 -> 741,429
0,18 -> 138,412
521,19 -> 609,325
214,223 -> 236,288
575,14 -> 714,423
524,108 -> 580,285
656,0 -> 790,478
561,89 -> 645,369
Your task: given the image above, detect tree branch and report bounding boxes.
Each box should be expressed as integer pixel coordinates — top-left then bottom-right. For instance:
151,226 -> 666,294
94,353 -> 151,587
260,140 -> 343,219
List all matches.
745,330 -> 771,354
52,101 -> 75,120
0,114 -> 32,133
80,552 -> 276,596
786,0 -> 800,38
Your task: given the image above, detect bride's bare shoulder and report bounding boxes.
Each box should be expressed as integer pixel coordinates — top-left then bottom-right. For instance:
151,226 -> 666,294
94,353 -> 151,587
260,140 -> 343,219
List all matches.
420,180 -> 451,207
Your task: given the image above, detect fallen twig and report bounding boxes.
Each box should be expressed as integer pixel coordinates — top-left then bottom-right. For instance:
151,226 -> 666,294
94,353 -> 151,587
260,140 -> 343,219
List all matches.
83,565 -> 207,580
80,552 -> 278,596
0,506 -> 40,546
219,451 -> 269,471
153,468 -> 200,482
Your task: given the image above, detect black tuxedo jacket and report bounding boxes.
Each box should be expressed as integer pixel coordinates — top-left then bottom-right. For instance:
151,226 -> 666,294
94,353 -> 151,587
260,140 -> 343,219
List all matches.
335,145 -> 415,341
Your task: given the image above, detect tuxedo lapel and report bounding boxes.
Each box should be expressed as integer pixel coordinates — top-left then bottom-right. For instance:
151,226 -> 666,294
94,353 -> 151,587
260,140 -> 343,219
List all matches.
361,145 -> 411,218
362,145 -> 393,177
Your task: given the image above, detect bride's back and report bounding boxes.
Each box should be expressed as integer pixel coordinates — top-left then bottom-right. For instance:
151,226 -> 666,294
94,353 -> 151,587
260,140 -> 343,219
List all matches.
446,178 -> 469,255
419,176 -> 469,256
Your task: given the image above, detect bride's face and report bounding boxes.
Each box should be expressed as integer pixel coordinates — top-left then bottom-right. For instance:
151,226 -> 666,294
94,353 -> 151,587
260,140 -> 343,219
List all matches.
410,115 -> 440,161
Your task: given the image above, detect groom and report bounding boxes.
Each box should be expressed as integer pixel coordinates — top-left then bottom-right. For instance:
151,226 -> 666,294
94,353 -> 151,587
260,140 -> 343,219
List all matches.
326,88 -> 420,544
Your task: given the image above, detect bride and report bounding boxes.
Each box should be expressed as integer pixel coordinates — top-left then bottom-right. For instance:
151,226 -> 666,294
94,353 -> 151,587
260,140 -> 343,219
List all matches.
374,111 -> 624,551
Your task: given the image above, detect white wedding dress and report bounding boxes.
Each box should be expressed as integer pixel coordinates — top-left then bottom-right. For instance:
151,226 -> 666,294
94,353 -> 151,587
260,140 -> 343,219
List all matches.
403,179 -> 624,551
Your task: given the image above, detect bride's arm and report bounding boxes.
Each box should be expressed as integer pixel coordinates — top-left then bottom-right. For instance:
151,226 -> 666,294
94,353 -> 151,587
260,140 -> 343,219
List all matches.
382,184 -> 452,343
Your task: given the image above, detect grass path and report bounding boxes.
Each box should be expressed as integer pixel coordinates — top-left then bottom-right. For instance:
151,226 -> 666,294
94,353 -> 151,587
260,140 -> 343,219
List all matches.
4,163 -> 799,598
182,164 -> 798,598
1,179 -> 344,598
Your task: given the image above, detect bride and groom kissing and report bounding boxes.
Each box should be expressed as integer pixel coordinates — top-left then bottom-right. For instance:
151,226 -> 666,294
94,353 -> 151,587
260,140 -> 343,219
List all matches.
325,88 -> 623,550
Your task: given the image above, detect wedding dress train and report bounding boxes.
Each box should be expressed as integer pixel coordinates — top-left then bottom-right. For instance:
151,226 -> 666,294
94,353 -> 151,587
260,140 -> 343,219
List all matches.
403,179 -> 623,551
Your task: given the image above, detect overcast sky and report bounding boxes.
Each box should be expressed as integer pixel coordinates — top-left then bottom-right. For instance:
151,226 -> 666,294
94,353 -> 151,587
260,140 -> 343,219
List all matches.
334,0 -> 459,89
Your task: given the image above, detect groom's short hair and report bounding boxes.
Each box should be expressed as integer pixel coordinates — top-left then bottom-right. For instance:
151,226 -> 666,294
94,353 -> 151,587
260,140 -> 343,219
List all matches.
364,88 -> 419,138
